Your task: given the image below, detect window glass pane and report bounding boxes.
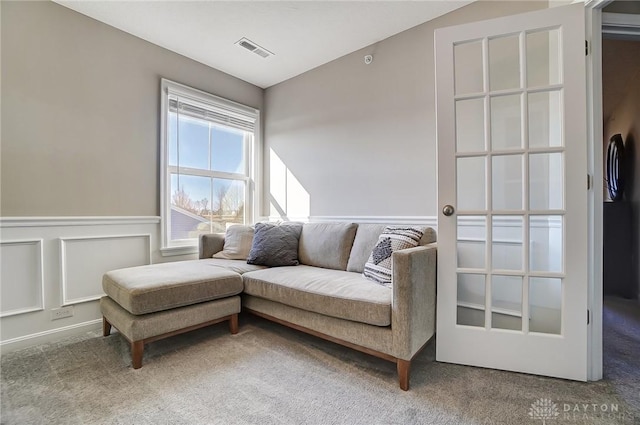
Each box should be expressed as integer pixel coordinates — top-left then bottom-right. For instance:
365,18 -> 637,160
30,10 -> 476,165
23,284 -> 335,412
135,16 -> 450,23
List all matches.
526,29 -> 561,88
492,154 -> 523,210
457,273 -> 486,327
168,112 -> 178,167
491,275 -> 522,331
211,179 -> 245,233
170,174 -> 212,241
529,277 -> 562,334
454,41 -> 483,95
457,157 -> 486,211
456,98 -> 485,153
211,126 -> 246,173
530,215 -> 563,273
178,115 -> 209,170
491,94 -> 522,150
489,35 -> 520,91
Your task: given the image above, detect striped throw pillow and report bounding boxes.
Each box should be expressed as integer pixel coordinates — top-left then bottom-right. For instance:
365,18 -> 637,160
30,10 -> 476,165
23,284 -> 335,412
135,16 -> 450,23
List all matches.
362,226 -> 426,287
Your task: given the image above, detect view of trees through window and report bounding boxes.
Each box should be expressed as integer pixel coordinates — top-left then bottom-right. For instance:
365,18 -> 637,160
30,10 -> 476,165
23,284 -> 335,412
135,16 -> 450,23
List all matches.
168,112 -> 248,240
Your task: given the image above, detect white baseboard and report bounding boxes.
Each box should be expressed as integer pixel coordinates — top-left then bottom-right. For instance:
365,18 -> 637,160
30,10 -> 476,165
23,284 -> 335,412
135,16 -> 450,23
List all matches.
0,319 -> 102,354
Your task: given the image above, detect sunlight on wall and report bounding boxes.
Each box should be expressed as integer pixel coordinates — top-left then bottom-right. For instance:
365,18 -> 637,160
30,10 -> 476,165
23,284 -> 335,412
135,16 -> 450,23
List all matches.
269,149 -> 310,221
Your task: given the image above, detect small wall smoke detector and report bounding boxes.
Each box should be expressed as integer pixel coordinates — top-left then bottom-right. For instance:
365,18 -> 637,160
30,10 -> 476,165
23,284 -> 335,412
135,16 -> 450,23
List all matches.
235,37 -> 274,59
364,55 -> 373,65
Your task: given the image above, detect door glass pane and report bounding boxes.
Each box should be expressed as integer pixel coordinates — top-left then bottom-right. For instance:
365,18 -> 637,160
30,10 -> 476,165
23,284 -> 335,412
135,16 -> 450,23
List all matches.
530,215 -> 563,273
492,155 -> 523,210
530,153 -> 564,210
457,273 -> 486,327
170,174 -> 212,240
490,95 -> 522,150
455,41 -> 483,95
528,90 -> 562,148
211,126 -> 246,174
457,216 -> 486,269
211,179 -> 246,233
526,29 -> 561,87
492,216 -> 523,271
529,277 -> 562,334
456,98 -> 485,153
489,35 -> 520,91
457,157 -> 486,211
491,275 -> 522,331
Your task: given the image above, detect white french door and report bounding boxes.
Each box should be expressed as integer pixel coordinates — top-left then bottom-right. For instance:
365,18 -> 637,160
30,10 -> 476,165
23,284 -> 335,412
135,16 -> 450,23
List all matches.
435,4 -> 588,380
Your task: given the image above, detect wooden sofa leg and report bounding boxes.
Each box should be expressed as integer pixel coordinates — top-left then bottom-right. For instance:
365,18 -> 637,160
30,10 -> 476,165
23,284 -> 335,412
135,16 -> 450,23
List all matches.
229,313 -> 239,335
132,341 -> 144,369
397,359 -> 411,391
102,317 -> 112,337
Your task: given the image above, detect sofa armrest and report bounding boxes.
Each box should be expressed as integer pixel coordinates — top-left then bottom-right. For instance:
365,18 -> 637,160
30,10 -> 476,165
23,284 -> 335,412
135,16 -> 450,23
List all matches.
199,233 -> 225,259
391,243 -> 437,360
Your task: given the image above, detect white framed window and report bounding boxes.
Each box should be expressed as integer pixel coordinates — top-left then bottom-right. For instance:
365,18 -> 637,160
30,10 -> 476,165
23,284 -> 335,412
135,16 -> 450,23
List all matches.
160,79 -> 259,256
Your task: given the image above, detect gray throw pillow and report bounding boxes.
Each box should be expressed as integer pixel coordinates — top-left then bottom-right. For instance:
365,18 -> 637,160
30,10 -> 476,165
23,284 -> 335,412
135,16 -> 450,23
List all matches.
247,222 -> 303,267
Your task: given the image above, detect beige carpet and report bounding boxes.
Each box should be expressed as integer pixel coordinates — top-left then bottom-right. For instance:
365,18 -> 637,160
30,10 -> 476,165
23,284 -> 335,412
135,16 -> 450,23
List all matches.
1,298 -> 638,425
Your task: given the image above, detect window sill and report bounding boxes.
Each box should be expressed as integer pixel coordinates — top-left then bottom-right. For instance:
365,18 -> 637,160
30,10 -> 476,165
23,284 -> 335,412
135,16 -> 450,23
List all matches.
160,245 -> 198,257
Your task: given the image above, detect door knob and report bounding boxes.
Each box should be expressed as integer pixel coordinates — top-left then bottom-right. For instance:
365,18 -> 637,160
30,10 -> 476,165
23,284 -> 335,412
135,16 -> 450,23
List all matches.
442,205 -> 455,216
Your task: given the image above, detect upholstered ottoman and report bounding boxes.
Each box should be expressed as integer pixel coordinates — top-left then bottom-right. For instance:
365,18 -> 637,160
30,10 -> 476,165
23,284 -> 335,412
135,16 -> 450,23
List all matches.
100,260 -> 243,368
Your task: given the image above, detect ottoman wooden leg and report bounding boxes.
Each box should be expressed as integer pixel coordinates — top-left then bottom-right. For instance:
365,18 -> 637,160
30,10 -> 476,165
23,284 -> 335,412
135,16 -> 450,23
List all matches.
103,317 -> 112,337
132,340 -> 144,369
229,313 -> 239,335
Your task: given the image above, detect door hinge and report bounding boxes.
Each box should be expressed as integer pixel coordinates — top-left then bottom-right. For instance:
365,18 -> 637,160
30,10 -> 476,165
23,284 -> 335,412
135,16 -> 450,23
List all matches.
587,309 -> 590,325
587,174 -> 593,190
585,40 -> 589,56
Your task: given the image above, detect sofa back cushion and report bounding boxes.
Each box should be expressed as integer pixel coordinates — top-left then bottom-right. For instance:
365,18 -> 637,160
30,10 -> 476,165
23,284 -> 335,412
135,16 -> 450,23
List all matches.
298,222 -> 358,271
346,224 -> 437,273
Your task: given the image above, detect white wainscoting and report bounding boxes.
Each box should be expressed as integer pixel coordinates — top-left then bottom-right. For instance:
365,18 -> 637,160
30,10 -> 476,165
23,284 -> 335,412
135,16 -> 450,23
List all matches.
0,217 -> 168,353
60,234 -> 152,305
0,239 -> 44,317
267,215 -> 439,228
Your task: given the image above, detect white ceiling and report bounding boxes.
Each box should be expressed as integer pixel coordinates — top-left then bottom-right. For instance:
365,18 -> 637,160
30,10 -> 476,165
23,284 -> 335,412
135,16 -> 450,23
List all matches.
53,1 -> 472,88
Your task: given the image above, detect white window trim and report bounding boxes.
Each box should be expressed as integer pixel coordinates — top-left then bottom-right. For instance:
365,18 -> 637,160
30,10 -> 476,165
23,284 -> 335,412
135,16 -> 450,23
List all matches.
159,79 -> 260,257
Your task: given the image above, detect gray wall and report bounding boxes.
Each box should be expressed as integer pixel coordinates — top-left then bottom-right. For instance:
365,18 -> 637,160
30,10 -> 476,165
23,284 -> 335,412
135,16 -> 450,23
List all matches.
263,1 -> 546,219
0,1 -> 263,217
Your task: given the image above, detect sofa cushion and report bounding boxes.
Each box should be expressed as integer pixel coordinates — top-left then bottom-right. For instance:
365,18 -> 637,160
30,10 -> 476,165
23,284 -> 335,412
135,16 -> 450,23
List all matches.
298,222 -> 358,271
346,224 -> 388,273
347,224 -> 437,273
247,222 -> 303,267
242,265 -> 391,326
363,226 -> 426,287
213,225 -> 254,260
203,258 -> 267,275
103,260 -> 243,315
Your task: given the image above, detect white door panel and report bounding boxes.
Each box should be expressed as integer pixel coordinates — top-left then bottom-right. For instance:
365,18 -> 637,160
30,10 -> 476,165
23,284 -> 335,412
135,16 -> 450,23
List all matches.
435,4 -> 588,380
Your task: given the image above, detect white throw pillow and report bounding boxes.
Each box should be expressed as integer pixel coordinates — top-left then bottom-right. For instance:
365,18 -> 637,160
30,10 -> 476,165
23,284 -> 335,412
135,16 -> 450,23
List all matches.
363,226 -> 426,287
212,225 -> 254,260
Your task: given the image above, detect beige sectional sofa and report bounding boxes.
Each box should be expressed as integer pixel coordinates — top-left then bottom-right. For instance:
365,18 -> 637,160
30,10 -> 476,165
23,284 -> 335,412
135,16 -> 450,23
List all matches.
199,222 -> 437,390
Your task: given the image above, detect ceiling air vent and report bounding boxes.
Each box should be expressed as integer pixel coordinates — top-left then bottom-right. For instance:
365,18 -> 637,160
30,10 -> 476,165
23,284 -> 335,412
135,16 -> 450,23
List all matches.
235,37 -> 274,59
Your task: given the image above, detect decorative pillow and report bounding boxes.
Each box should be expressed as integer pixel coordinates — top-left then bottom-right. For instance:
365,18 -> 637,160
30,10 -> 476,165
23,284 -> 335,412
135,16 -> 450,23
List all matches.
247,222 -> 303,267
363,226 -> 426,287
212,225 -> 254,260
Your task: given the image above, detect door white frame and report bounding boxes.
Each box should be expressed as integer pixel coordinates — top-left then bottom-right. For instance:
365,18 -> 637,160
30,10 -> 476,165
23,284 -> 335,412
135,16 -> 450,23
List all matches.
585,0 -> 640,382
584,0 -> 609,382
